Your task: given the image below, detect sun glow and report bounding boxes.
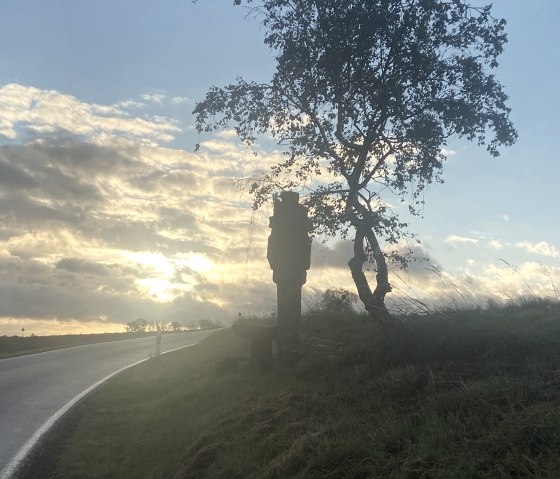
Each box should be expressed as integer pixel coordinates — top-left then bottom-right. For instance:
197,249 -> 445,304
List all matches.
183,254 -> 213,273
124,250 -> 175,276
135,278 -> 179,302
123,251 -> 213,302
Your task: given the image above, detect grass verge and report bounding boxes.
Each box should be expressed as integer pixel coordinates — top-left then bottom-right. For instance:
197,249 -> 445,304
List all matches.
25,301 -> 560,478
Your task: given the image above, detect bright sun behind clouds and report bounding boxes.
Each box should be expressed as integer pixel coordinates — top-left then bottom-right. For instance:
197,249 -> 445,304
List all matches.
182,254 -> 213,273
135,278 -> 178,303
123,250 -> 214,303
124,251 -> 175,276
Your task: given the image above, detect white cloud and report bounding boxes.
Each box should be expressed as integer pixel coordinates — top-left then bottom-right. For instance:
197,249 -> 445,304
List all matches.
113,99 -> 146,110
517,241 -> 560,258
171,96 -> 191,104
140,93 -> 166,104
0,83 -> 180,143
489,239 -> 504,250
216,129 -> 238,139
444,234 -> 479,245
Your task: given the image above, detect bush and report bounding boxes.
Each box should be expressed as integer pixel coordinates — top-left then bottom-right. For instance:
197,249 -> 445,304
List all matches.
317,288 -> 359,313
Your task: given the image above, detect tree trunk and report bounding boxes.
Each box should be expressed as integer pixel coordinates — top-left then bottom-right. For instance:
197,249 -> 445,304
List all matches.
348,224 -> 392,325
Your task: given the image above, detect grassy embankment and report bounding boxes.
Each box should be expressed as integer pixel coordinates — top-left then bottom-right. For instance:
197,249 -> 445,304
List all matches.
26,300 -> 560,478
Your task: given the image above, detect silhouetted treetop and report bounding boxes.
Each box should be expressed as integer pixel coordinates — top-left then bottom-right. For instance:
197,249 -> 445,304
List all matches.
194,0 -> 517,322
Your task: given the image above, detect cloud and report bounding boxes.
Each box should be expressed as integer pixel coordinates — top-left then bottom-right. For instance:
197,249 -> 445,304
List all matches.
0,83 -> 180,143
0,157 -> 37,189
517,241 -> 560,258
171,96 -> 191,104
113,99 -> 146,110
2,85 -> 558,334
141,93 -> 166,104
489,239 -> 504,250
0,124 -> 278,333
444,234 -> 479,245
385,259 -> 560,313
311,240 -> 353,270
1,317 -> 126,336
56,258 -> 111,276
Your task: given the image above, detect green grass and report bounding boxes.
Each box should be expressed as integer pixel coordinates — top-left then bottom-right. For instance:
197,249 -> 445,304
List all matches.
28,300 -> 560,478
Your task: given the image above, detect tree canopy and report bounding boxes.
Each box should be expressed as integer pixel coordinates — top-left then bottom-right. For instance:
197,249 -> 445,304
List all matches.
194,0 -> 517,321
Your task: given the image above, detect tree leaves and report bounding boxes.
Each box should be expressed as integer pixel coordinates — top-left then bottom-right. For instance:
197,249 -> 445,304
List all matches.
194,0 -> 516,312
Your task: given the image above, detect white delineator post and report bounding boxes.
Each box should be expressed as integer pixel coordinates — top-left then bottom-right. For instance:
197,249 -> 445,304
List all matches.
154,322 -> 162,356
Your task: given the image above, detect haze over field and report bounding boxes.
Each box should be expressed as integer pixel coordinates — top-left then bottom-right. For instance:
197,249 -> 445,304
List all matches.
0,1 -> 558,335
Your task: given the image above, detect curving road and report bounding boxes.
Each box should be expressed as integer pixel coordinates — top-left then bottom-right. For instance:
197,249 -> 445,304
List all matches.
0,330 -> 214,479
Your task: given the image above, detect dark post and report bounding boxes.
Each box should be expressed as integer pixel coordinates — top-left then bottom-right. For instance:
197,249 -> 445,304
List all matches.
267,191 -> 311,364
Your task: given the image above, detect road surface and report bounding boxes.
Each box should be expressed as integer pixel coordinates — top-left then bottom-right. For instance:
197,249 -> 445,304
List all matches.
0,330 -> 214,478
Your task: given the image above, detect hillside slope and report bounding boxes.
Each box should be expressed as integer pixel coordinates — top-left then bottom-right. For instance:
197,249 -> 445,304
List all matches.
24,302 -> 560,478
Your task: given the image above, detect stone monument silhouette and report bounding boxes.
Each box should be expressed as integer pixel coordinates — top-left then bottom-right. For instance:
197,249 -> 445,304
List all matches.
267,191 -> 312,363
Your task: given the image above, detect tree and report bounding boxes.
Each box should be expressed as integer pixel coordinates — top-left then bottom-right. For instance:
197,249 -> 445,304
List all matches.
198,318 -> 223,330
170,321 -> 183,332
186,320 -> 200,331
194,0 -> 516,323
125,318 -> 148,333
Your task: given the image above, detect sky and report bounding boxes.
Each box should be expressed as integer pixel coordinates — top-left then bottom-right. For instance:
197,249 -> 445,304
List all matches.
0,0 -> 558,335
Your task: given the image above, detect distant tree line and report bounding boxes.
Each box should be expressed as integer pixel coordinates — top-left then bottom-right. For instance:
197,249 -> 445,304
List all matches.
125,318 -> 222,333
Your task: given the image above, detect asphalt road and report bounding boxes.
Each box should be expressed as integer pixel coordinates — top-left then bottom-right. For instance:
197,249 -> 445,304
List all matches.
0,330 -> 214,479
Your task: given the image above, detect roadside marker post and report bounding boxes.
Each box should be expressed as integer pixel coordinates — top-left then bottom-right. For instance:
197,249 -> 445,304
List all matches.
154,322 -> 162,357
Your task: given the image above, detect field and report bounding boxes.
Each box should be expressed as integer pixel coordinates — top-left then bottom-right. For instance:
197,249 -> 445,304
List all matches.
0,327 -> 221,359
20,300 -> 560,478
0,332 -> 158,359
